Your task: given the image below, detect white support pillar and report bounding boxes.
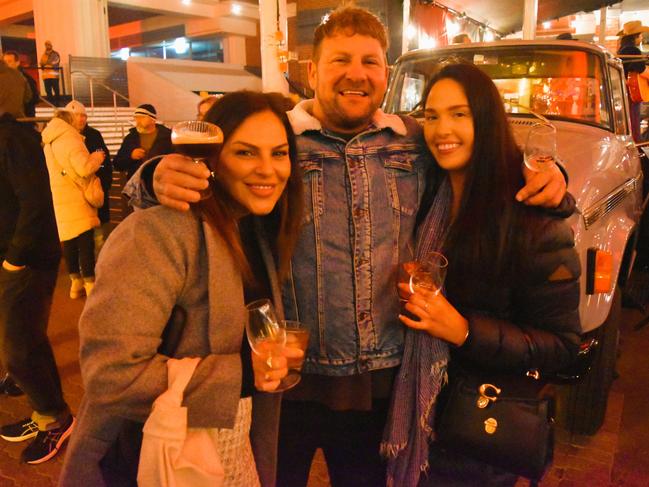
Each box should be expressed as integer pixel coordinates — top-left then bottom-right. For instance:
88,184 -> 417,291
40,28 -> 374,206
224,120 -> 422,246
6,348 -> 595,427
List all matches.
223,35 -> 247,65
258,0 -> 288,93
33,0 -> 110,94
522,0 -> 538,40
402,0 -> 411,55
598,7 -> 607,45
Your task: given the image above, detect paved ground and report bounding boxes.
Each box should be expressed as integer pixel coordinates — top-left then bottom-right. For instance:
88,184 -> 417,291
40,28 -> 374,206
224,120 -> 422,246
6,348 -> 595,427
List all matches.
0,263 -> 647,486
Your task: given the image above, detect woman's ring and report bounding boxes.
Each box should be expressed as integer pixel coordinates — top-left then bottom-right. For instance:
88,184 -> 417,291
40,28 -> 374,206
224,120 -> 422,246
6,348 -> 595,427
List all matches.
266,356 -> 273,369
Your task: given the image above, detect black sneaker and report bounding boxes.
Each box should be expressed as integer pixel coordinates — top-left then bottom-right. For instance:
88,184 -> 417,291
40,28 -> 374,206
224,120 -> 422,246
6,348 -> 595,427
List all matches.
0,418 -> 38,442
0,374 -> 24,396
21,416 -> 75,465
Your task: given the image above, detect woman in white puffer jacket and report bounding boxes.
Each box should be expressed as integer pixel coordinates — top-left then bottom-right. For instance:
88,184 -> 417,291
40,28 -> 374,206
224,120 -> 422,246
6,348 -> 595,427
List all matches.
42,110 -> 105,298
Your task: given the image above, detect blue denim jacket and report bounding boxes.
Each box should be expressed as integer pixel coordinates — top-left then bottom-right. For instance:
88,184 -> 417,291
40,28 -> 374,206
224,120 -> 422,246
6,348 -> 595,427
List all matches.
285,101 -> 431,376
125,101 -> 433,377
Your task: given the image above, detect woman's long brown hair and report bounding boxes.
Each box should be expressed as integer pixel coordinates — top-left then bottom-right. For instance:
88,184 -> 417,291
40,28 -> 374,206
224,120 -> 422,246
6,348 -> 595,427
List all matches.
193,91 -> 303,283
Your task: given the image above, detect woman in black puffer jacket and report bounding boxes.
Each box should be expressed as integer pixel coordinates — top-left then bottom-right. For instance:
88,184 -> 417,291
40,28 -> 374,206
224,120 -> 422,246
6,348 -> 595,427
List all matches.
382,62 -> 581,487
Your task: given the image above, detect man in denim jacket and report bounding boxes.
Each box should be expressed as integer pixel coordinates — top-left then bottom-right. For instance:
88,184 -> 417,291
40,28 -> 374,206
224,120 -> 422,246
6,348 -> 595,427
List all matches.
126,7 -> 567,486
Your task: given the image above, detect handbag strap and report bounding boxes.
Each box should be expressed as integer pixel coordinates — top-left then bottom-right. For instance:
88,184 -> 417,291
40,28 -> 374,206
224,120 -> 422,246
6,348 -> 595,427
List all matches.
47,143 -> 89,191
153,357 -> 201,409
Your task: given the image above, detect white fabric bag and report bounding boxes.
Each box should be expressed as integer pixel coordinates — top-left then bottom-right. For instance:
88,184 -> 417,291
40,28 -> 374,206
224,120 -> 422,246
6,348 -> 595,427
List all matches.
137,357 -> 225,487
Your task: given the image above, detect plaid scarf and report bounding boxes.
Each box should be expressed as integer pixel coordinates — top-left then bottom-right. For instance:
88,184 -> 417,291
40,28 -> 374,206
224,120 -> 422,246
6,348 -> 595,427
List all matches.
381,177 -> 452,487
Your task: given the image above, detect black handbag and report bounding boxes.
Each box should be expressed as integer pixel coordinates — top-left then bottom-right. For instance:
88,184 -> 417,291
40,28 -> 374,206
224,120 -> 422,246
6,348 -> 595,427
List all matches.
436,372 -> 554,481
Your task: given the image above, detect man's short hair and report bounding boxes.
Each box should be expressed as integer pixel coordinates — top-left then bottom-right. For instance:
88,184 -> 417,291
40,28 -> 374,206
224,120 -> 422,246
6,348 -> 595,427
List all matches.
3,51 -> 19,62
451,33 -> 471,44
312,7 -> 388,61
197,95 -> 218,111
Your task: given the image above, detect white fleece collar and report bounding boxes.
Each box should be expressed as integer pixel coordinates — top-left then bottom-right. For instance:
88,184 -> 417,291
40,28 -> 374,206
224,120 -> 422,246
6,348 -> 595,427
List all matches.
287,99 -> 407,137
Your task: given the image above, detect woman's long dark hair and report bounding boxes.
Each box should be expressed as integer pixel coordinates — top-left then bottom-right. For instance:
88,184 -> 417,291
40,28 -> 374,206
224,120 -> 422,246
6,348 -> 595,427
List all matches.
619,33 -> 640,49
420,62 -> 526,283
194,91 -> 303,282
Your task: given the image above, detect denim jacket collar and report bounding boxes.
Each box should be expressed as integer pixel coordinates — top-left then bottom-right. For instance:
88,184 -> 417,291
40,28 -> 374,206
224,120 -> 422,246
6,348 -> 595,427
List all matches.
288,99 -> 408,137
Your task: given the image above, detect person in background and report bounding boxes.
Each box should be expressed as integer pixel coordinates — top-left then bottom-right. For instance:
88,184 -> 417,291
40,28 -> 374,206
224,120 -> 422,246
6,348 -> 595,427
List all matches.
39,41 -> 60,106
3,51 -> 38,117
382,61 -> 581,487
113,104 -> 173,180
556,32 -> 575,40
60,91 -> 304,487
42,110 -> 105,298
0,58 -> 30,119
617,21 -> 649,142
451,33 -> 472,45
65,100 -> 113,250
127,7 -> 569,486
0,69 -> 74,465
197,95 -> 219,120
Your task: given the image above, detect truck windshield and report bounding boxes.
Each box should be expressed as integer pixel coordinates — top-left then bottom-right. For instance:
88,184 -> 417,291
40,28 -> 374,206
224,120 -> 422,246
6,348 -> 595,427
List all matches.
385,46 -> 611,130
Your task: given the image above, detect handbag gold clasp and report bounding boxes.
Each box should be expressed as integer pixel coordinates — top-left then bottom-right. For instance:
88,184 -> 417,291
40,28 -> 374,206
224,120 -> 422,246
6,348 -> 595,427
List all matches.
476,383 -> 502,409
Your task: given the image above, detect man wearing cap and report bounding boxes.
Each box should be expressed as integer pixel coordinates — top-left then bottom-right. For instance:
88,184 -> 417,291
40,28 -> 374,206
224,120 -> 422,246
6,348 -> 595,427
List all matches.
39,41 -> 60,106
617,21 -> 649,142
113,104 -> 172,180
65,101 -> 113,246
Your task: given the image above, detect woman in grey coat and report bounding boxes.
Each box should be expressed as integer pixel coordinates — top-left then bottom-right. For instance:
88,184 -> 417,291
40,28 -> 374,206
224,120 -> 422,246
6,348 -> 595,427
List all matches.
60,91 -> 304,487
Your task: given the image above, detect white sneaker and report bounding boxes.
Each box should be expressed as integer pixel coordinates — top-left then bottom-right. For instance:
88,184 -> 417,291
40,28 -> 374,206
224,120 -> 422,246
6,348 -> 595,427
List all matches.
83,281 -> 94,296
69,276 -> 84,299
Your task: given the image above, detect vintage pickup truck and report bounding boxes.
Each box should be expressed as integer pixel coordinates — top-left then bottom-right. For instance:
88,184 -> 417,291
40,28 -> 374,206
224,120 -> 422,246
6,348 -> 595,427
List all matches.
384,40 -> 646,434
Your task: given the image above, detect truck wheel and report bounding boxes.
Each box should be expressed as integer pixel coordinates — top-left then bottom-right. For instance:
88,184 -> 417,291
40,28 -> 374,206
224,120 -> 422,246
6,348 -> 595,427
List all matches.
555,289 -> 620,435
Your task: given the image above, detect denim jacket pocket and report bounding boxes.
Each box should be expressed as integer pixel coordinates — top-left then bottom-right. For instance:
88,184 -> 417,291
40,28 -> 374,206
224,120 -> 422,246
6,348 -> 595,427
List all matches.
382,152 -> 419,216
299,156 -> 325,225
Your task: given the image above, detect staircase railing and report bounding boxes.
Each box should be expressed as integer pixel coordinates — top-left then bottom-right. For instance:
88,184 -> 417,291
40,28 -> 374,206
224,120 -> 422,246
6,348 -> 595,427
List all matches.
70,70 -> 131,138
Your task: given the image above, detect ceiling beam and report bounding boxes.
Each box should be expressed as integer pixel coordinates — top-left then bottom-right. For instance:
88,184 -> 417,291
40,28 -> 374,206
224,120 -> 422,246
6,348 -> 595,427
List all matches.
108,0 -> 214,18
0,0 -> 33,26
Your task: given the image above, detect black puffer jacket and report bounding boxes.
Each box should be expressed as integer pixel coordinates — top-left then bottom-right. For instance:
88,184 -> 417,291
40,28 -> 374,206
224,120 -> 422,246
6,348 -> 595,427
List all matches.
448,208 -> 581,376
82,125 -> 112,223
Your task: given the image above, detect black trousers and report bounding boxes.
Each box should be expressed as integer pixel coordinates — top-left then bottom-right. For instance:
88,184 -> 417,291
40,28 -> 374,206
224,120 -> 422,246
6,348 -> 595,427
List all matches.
0,265 -> 68,418
277,399 -> 388,487
43,78 -> 60,105
62,229 -> 96,278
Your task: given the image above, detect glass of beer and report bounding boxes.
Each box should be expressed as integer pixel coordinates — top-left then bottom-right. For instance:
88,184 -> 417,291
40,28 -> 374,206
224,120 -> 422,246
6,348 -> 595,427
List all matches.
408,251 -> 448,296
171,120 -> 223,199
245,299 -> 300,392
524,123 -> 557,172
283,320 -> 310,381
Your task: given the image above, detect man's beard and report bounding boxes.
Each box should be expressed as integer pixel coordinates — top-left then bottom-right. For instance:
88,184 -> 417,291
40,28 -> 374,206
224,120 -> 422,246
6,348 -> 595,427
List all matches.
136,125 -> 155,134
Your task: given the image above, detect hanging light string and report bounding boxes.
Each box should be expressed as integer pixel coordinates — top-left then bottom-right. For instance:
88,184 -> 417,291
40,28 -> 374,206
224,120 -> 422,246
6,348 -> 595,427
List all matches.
417,0 -> 504,39
275,0 -> 288,72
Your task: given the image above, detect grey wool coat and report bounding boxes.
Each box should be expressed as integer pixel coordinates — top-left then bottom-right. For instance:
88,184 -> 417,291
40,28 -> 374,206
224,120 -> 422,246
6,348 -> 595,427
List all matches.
59,206 -> 282,487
